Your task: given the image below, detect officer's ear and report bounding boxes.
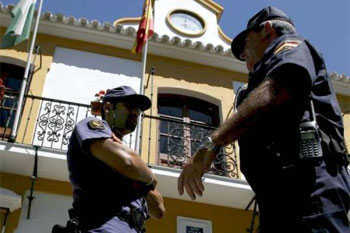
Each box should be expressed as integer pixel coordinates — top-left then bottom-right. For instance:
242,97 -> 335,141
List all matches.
103,101 -> 113,114
262,22 -> 276,43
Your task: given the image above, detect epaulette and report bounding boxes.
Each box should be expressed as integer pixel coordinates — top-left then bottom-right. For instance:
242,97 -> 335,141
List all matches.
88,119 -> 105,130
274,39 -> 302,55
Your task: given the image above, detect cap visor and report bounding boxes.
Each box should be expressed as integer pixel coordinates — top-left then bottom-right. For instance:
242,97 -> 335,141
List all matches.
231,29 -> 249,61
124,94 -> 152,111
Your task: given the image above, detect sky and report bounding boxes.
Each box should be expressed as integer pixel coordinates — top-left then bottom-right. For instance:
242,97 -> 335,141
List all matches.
1,0 -> 349,76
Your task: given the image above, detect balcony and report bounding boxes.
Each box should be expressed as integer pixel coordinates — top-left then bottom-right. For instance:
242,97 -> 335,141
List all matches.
0,95 -> 253,209
0,95 -> 240,178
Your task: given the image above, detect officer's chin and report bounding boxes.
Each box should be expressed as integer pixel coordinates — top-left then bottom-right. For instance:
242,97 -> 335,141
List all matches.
126,122 -> 137,133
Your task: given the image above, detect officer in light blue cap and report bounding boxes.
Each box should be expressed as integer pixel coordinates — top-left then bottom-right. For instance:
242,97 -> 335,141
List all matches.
178,6 -> 350,233
54,86 -> 165,233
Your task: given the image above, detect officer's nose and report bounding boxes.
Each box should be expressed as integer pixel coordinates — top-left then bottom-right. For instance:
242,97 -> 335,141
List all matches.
240,50 -> 247,61
130,107 -> 141,116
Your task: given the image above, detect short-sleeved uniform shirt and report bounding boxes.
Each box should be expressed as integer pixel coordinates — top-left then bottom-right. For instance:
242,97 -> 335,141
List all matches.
67,117 -> 148,232
237,34 -> 350,232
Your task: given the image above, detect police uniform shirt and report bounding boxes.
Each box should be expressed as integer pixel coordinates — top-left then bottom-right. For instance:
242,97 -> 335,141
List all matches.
67,117 -> 148,230
238,33 -> 345,177
237,33 -> 350,230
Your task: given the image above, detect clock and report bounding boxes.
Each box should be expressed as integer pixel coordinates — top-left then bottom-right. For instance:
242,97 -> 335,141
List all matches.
167,9 -> 206,37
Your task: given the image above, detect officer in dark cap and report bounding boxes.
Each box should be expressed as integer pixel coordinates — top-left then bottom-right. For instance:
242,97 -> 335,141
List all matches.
58,86 -> 165,233
178,6 -> 350,233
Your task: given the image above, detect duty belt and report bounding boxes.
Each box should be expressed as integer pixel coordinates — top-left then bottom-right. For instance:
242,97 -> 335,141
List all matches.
52,208 -> 147,233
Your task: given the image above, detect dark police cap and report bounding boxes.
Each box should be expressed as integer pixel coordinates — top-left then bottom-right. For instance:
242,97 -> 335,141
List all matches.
231,6 -> 294,61
102,86 -> 151,111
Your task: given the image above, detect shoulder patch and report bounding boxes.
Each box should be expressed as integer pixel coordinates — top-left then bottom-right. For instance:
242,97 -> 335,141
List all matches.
88,120 -> 105,130
274,40 -> 302,55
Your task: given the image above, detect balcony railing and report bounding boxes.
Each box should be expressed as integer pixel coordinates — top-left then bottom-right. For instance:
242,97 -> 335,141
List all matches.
25,95 -> 92,151
0,90 -> 19,140
143,115 -> 240,179
0,95 -> 241,179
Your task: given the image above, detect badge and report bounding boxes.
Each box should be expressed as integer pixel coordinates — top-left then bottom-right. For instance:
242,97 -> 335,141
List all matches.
88,120 -> 105,130
274,40 -> 301,55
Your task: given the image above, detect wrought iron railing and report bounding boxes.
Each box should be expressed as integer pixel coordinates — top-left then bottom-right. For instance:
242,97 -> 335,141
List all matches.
0,90 -> 19,140
143,114 -> 240,179
26,95 -> 93,151
11,95 -> 134,151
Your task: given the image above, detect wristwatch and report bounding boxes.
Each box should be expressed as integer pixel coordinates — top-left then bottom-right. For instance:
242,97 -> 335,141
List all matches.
197,136 -> 221,155
145,177 -> 156,191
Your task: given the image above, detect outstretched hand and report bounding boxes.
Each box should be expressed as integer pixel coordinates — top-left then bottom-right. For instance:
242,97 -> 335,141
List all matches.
177,149 -> 214,200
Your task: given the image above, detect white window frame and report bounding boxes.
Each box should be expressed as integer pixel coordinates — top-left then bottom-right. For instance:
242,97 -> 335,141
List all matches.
177,216 -> 212,233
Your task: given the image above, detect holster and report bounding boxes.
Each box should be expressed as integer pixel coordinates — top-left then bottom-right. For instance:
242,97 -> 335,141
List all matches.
51,209 -> 81,233
116,205 -> 147,233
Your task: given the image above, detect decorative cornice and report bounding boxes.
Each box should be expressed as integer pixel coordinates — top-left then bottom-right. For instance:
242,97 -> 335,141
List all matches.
330,72 -> 350,83
113,17 -> 141,27
0,2 -> 349,91
329,72 -> 350,96
0,3 -> 247,73
0,3 -> 235,57
218,25 -> 232,44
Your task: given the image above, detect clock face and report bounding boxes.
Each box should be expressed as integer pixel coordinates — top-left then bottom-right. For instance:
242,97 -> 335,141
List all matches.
168,10 -> 205,36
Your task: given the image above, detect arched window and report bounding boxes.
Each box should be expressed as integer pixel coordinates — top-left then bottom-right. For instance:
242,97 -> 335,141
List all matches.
157,94 -> 220,167
0,63 -> 26,139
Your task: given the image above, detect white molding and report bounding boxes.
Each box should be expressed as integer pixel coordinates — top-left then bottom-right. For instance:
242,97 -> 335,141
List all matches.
151,166 -> 253,209
0,56 -> 27,67
0,187 -> 22,212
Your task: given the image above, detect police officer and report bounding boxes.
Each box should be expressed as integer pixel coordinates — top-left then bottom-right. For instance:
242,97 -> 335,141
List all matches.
64,86 -> 165,233
178,6 -> 350,233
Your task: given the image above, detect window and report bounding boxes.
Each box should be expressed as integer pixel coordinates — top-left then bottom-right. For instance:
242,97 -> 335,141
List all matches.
157,94 -> 219,167
0,63 -> 26,138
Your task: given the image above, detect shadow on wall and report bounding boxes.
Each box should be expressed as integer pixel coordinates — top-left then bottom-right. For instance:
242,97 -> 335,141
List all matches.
149,56 -> 247,89
52,47 -> 142,78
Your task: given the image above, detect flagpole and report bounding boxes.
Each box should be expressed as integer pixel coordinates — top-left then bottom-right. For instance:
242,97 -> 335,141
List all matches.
135,39 -> 149,153
10,0 -> 44,141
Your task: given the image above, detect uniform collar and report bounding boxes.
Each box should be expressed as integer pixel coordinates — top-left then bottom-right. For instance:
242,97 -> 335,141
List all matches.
250,33 -> 302,76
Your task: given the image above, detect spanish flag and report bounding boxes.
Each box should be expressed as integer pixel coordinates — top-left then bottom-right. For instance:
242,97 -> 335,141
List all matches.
132,0 -> 154,53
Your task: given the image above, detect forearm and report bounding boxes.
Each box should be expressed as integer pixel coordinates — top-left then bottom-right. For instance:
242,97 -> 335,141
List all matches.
123,152 -> 154,183
90,139 -> 154,183
212,79 -> 290,146
146,189 -> 165,219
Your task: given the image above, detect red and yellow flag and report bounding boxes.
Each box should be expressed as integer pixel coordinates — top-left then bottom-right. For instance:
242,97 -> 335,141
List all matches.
132,0 -> 154,53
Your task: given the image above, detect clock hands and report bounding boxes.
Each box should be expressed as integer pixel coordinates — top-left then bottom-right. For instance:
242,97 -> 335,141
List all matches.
171,12 -> 203,33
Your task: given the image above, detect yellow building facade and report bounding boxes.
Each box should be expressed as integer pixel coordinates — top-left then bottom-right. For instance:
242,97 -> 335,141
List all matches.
0,1 -> 349,233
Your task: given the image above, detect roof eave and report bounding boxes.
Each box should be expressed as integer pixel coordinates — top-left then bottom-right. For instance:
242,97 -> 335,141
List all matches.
0,7 -> 247,74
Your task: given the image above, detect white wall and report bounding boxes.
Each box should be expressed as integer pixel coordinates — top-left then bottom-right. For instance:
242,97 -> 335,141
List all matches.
15,191 -> 72,233
42,47 -> 142,104
153,0 -> 230,49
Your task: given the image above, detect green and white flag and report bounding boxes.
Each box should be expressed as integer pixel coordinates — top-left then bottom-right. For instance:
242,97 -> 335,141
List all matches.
1,0 -> 37,49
